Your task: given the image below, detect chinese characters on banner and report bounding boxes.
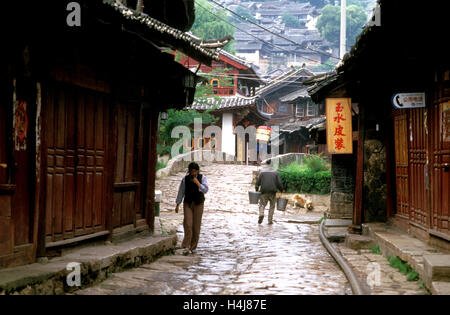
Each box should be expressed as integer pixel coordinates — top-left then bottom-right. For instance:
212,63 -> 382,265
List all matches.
326,98 -> 353,154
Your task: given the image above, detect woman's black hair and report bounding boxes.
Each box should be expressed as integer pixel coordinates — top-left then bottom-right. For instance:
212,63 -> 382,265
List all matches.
188,162 -> 200,172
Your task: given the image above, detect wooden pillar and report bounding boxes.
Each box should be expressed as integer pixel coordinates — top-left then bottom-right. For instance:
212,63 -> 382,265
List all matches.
385,114 -> 395,220
105,93 -> 119,241
351,108 -> 364,233
146,109 -> 159,233
35,82 -> 47,257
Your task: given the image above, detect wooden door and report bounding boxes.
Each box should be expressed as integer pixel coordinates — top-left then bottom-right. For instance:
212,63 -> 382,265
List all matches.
112,103 -> 147,229
44,83 -> 109,243
408,108 -> 429,228
0,75 -> 13,256
10,77 -> 38,250
430,102 -> 450,237
394,113 -> 410,218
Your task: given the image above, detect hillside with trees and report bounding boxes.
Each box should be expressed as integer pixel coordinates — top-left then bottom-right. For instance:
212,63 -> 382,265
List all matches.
316,3 -> 367,50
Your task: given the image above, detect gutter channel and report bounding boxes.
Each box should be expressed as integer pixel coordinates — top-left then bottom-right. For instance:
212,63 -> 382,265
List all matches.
319,220 -> 366,295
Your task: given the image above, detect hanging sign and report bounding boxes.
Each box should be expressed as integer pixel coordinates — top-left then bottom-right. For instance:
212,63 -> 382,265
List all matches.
392,93 -> 426,109
256,126 -> 271,142
326,98 -> 353,154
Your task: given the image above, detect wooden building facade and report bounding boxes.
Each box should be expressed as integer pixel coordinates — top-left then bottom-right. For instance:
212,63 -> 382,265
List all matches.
0,0 -> 218,268
257,66 -> 327,155
307,1 -> 449,249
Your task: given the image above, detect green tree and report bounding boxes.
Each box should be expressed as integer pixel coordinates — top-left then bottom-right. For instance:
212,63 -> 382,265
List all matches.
345,5 -> 368,47
157,108 -> 219,157
282,13 -> 304,28
191,0 -> 236,54
316,4 -> 367,49
311,58 -> 337,72
347,0 -> 376,10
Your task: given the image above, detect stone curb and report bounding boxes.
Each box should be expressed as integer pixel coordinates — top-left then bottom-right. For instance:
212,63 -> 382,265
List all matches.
364,223 -> 450,294
0,233 -> 177,295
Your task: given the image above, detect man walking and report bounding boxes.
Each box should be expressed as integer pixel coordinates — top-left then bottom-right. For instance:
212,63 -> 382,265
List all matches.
255,160 -> 285,225
175,162 -> 208,255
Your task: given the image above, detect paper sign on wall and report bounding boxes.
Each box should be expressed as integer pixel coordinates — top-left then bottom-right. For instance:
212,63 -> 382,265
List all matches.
256,126 -> 271,142
442,102 -> 450,143
326,98 -> 353,154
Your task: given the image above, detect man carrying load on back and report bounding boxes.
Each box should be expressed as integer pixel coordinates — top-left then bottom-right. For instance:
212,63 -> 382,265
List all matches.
255,160 -> 285,225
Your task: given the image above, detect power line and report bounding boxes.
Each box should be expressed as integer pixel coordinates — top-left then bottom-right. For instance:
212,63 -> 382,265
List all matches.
197,71 -> 324,86
195,1 -> 329,66
206,0 -> 341,61
181,49 -> 330,84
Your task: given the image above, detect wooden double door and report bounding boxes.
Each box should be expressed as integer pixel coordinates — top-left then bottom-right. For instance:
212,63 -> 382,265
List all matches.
393,104 -> 450,238
430,102 -> 450,237
43,83 -> 110,243
43,82 -> 150,245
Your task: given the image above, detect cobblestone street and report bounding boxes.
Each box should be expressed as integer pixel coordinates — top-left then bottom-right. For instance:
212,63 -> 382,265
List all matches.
75,164 -> 351,295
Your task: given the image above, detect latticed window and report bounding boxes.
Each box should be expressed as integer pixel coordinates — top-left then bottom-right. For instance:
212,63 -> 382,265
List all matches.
307,101 -> 317,117
296,104 -> 305,117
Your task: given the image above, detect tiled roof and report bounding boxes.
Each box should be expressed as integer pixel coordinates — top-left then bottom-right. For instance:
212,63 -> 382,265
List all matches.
187,93 -> 259,111
257,67 -> 315,96
218,49 -> 255,70
102,0 -> 219,65
216,49 -> 262,84
280,88 -> 310,102
279,117 -> 326,134
303,71 -> 339,100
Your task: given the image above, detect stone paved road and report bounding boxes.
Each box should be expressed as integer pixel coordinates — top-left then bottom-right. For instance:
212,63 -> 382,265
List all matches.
74,164 -> 350,295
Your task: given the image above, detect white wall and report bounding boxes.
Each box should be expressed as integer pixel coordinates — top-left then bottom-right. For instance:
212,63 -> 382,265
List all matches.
236,51 -> 260,67
221,112 -> 235,158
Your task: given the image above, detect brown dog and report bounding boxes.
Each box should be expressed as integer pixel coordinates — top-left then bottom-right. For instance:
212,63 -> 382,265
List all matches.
293,194 -> 313,211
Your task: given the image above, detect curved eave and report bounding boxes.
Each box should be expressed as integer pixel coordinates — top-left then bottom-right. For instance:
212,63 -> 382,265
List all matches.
102,0 -> 220,66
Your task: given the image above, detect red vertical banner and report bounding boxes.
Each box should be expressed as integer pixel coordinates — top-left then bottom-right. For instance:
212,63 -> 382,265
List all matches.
326,98 -> 353,154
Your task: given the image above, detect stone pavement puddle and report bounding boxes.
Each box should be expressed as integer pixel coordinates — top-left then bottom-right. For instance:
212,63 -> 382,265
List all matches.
75,164 -> 350,295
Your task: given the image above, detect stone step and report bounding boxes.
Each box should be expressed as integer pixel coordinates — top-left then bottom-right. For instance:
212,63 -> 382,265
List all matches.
344,234 -> 375,250
324,219 -> 352,227
423,254 -> 450,288
0,233 -> 177,295
325,227 -> 348,243
431,281 -> 450,295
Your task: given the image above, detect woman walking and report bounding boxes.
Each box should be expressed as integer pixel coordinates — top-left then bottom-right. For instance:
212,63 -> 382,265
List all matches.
175,162 -> 209,255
